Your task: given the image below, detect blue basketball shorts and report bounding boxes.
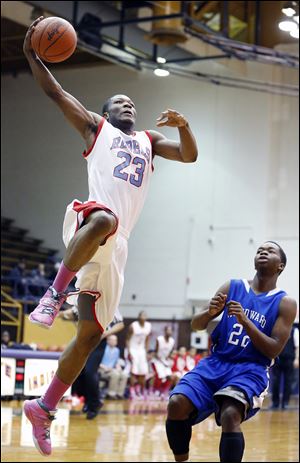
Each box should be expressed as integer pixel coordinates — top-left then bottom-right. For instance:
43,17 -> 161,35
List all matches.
170,355 -> 270,425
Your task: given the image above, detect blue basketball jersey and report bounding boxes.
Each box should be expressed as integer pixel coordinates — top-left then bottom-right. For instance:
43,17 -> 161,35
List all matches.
210,279 -> 287,366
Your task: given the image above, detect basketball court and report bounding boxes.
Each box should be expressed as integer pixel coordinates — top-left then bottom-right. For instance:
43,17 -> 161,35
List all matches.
1,397 -> 299,462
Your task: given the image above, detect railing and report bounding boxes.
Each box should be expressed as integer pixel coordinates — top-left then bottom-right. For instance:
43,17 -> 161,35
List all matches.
1,289 -> 23,342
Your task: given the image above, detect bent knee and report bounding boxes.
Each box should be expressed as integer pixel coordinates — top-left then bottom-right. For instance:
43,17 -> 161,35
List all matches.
168,394 -> 194,420
87,211 -> 117,237
220,404 -> 243,428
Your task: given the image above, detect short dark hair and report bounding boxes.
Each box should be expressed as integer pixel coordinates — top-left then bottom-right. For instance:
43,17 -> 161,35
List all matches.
265,241 -> 287,267
102,97 -> 112,115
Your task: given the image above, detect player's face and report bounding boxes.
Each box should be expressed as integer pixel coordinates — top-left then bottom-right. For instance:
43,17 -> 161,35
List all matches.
108,95 -> 137,127
254,242 -> 284,274
165,326 -> 172,336
139,311 -> 147,322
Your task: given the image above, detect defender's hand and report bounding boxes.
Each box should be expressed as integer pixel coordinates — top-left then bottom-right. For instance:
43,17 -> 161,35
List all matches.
208,293 -> 227,317
23,16 -> 44,55
156,109 -> 188,128
227,300 -> 248,325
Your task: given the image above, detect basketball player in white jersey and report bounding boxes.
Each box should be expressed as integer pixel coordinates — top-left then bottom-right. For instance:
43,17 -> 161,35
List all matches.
152,325 -> 175,399
126,311 -> 152,399
22,17 -> 198,456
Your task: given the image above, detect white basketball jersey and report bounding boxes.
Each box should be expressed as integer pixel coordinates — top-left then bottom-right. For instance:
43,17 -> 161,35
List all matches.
83,118 -> 153,235
157,335 -> 175,361
128,321 -> 152,350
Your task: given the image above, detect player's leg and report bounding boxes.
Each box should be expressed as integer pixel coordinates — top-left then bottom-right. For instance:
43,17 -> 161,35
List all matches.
129,351 -> 140,398
153,375 -> 163,398
218,397 -> 245,463
63,209 -> 117,270
129,372 -> 138,399
282,360 -> 294,408
117,371 -> 129,398
23,294 -> 102,455
135,374 -> 143,395
29,209 -> 117,328
138,349 -> 149,397
166,394 -> 196,462
106,369 -> 119,399
161,376 -> 172,400
271,362 -> 281,408
83,341 -> 106,419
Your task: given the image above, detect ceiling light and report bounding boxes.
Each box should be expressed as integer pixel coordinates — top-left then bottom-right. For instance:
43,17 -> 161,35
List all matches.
290,27 -> 299,38
282,2 -> 297,16
282,6 -> 297,16
154,67 -> 170,77
278,19 -> 298,31
157,57 -> 166,64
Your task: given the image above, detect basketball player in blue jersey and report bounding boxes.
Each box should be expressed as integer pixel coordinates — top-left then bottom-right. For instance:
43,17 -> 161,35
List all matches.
22,18 -> 198,456
166,241 -> 297,462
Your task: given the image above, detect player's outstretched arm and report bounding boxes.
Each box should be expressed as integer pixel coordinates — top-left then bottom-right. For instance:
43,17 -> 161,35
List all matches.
23,17 -> 100,142
148,109 -> 198,163
191,281 -> 230,331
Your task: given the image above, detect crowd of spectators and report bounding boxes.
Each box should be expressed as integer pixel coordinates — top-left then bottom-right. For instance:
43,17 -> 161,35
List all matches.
4,260 -> 75,304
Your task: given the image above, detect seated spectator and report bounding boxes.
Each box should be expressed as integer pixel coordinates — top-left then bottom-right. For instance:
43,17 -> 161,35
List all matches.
8,260 -> 30,299
186,347 -> 196,371
1,330 -> 12,349
1,329 -> 34,350
28,263 -> 50,297
171,346 -> 189,386
186,346 -> 204,371
99,335 -> 129,399
48,261 -> 61,280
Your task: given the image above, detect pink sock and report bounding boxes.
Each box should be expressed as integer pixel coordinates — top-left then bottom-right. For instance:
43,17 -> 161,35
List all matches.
52,261 -> 77,293
41,374 -> 70,410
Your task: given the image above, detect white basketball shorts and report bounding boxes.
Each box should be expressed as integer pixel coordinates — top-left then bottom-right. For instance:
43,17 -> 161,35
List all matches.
62,199 -> 129,332
130,349 -> 149,376
151,358 -> 172,379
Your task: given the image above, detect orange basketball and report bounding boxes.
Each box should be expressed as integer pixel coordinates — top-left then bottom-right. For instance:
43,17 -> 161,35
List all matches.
31,17 -> 77,63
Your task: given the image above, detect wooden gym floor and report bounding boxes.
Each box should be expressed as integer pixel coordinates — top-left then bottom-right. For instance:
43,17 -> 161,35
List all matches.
1,396 -> 299,462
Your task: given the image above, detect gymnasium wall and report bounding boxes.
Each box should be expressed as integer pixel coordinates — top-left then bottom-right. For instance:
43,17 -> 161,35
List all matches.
1,61 -> 299,320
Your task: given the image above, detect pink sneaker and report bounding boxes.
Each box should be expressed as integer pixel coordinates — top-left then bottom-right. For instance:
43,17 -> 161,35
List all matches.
29,286 -> 67,329
23,399 -> 57,456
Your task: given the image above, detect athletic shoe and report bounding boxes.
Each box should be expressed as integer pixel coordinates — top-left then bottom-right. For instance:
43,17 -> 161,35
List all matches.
82,403 -> 88,413
29,286 -> 67,329
23,399 -> 57,456
86,401 -> 104,420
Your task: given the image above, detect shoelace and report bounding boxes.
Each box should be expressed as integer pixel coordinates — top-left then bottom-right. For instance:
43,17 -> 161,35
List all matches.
40,295 -> 63,307
41,307 -> 56,316
40,287 -> 65,304
43,415 -> 55,440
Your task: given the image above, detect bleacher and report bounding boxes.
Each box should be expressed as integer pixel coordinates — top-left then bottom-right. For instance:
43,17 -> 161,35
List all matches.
1,216 -> 59,321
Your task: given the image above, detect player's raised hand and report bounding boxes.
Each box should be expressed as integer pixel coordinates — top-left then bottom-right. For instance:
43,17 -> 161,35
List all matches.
23,16 -> 44,55
208,292 -> 227,317
156,109 -> 188,128
227,300 -> 248,325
